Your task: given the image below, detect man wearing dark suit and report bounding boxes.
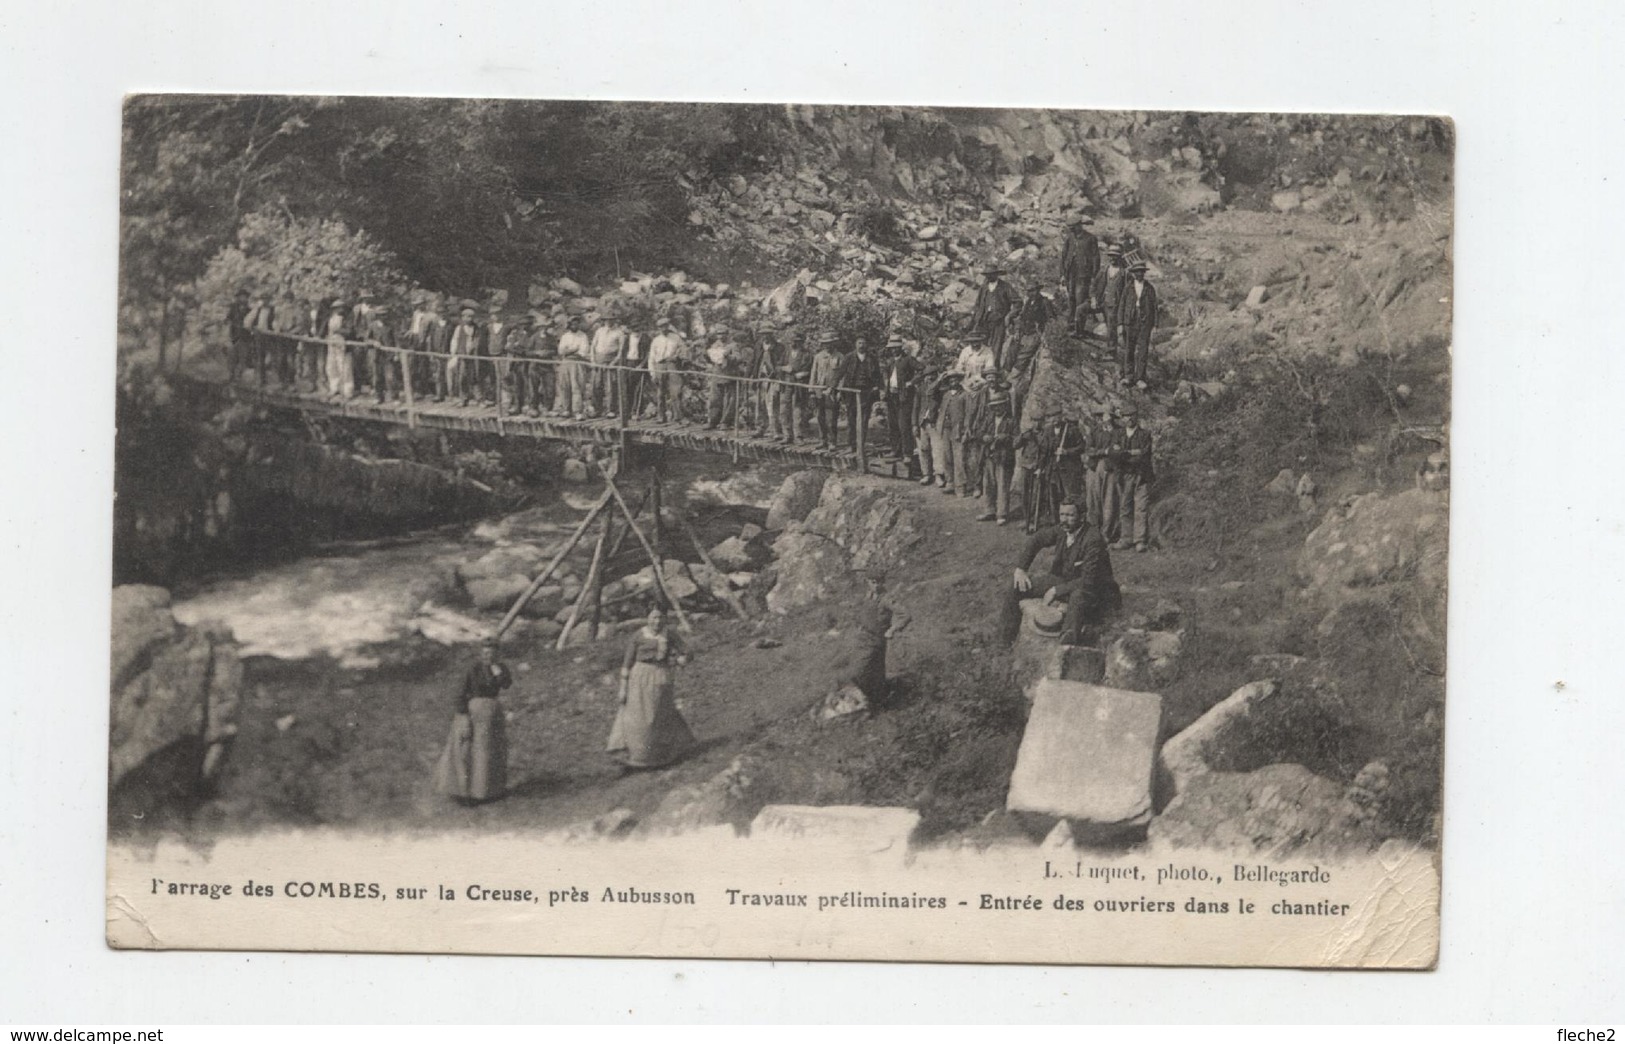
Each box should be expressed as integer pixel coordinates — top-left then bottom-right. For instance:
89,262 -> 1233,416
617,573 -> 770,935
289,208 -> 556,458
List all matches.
1060,217 -> 1100,336
364,304 -> 400,404
970,266 -> 1020,370
1120,260 -> 1158,387
1109,401 -> 1155,552
1093,244 -> 1130,353
998,499 -> 1121,646
881,333 -> 921,470
225,289 -> 251,383
833,335 -> 884,453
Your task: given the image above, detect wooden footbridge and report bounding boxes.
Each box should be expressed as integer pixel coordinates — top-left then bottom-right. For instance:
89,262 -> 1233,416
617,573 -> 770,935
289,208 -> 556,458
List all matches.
232,331 -> 910,475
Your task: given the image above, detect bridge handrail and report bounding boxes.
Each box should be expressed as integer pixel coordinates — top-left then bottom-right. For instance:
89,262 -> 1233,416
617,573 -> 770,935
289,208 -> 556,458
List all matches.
242,328 -> 878,466
251,329 -> 869,398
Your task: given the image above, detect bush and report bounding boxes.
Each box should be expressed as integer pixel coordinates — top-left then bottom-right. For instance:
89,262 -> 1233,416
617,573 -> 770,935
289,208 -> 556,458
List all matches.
193,208 -> 410,335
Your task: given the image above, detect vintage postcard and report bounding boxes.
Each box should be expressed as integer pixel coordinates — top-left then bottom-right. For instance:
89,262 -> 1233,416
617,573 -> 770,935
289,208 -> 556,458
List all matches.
109,97 -> 1448,967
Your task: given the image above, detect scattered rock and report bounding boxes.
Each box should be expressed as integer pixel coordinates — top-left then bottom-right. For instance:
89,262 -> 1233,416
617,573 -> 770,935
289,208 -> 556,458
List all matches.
751,636 -> 783,650
813,682 -> 870,723
1103,629 -> 1184,689
739,522 -> 764,542
707,536 -> 756,572
1265,468 -> 1297,496
1245,284 -> 1269,308
1270,190 -> 1302,213
1295,472 -> 1319,514
561,458 -> 592,483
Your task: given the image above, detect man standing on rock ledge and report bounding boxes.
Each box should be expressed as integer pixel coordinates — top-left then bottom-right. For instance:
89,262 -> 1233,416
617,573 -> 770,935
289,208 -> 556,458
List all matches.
1120,258 -> 1158,388
1060,216 -> 1100,336
998,499 -> 1121,647
971,265 -> 1019,369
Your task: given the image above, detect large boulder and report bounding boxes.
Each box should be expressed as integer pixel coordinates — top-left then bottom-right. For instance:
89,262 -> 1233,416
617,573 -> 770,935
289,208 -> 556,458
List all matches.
765,469 -> 829,530
1148,763 -> 1381,856
766,529 -> 855,613
465,574 -> 531,612
1007,679 -> 1163,836
767,474 -> 922,612
109,585 -> 241,792
797,474 -> 924,572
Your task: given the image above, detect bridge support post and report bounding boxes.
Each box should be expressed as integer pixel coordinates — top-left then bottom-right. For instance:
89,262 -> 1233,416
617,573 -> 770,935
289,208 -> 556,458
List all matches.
402,348 -> 417,429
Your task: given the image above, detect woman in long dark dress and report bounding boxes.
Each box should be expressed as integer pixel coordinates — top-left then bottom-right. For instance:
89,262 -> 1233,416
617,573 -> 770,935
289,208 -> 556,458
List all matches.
434,636 -> 513,803
606,608 -> 695,769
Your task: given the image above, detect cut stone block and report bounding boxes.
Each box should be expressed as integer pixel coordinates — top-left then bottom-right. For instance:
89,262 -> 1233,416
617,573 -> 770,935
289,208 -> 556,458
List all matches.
1007,680 -> 1163,831
749,804 -> 920,851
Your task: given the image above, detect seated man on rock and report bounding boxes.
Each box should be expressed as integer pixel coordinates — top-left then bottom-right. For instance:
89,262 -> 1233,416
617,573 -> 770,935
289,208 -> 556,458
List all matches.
998,498 -> 1121,647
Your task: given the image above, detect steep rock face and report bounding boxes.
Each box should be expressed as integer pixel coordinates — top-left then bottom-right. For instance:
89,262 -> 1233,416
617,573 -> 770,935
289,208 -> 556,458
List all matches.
1296,487 -> 1448,666
1298,488 -> 1448,603
767,474 -> 924,613
110,585 -> 242,791
1148,763 -> 1381,856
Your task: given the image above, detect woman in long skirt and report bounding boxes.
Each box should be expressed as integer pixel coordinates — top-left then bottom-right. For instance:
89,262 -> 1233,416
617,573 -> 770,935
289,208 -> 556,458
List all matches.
606,608 -> 696,769
435,636 -> 513,803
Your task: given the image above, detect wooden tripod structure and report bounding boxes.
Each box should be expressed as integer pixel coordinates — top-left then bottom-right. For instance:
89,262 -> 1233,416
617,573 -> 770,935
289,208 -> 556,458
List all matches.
493,452 -> 746,645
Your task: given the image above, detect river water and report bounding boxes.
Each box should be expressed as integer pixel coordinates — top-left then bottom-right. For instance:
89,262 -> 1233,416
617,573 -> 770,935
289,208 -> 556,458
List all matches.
169,457 -> 792,669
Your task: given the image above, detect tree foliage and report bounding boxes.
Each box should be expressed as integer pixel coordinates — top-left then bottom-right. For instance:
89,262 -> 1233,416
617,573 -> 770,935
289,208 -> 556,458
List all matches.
120,95 -> 792,353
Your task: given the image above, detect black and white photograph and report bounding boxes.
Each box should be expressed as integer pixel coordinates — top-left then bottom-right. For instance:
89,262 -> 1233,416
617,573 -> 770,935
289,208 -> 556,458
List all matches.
106,97 -> 1449,966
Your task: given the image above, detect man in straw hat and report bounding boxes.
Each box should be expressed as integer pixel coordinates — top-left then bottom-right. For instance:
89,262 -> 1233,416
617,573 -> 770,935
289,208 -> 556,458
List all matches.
1060,215 -> 1100,336
809,329 -> 843,448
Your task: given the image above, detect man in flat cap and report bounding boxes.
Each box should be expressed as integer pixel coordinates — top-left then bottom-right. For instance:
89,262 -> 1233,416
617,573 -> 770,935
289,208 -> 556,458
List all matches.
970,265 -> 1020,369
1060,216 -> 1100,337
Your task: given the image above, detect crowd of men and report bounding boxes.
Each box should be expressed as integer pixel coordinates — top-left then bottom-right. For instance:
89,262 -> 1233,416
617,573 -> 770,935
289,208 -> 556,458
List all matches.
224,217 -> 1159,563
